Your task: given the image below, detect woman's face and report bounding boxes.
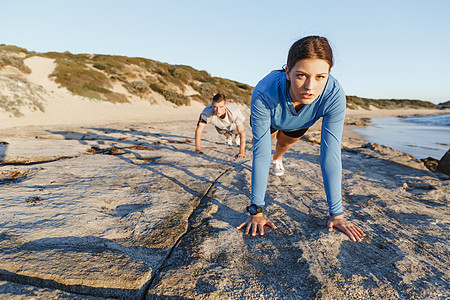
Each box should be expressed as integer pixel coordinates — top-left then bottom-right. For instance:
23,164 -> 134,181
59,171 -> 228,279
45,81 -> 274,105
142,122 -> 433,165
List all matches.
286,58 -> 330,105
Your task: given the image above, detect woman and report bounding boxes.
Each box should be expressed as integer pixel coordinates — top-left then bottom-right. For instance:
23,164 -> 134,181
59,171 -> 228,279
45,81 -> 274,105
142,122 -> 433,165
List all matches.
237,36 -> 365,242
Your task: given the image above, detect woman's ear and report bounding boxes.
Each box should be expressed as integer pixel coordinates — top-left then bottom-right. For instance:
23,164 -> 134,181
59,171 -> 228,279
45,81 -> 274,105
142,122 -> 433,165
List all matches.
285,66 -> 291,81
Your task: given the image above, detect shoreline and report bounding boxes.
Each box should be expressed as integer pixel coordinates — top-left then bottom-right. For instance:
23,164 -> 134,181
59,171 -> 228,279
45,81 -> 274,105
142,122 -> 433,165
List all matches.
342,108 -> 450,159
343,107 -> 450,139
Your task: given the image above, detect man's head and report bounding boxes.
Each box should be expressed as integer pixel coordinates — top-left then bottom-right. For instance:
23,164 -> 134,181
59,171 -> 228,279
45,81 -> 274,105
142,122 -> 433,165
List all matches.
212,93 -> 227,118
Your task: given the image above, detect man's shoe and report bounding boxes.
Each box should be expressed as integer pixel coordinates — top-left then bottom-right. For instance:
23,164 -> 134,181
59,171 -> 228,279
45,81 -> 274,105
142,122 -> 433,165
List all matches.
271,160 -> 285,176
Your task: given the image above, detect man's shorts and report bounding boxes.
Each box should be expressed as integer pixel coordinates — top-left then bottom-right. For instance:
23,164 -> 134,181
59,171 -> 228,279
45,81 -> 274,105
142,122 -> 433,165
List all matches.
215,126 -> 238,135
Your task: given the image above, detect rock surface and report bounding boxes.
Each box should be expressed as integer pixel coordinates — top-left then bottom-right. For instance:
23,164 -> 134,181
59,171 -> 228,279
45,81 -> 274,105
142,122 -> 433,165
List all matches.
0,121 -> 449,299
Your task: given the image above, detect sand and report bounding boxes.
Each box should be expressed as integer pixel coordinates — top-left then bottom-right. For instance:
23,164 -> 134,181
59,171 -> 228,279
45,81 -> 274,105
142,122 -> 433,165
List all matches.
0,56 -> 211,130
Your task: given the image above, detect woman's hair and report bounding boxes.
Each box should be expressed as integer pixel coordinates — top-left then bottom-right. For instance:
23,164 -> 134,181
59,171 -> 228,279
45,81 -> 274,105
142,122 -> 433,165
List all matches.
286,36 -> 333,70
212,93 -> 226,103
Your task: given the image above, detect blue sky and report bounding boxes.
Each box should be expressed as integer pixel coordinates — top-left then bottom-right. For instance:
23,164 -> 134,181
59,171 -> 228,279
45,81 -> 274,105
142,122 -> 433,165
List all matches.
1,0 -> 449,103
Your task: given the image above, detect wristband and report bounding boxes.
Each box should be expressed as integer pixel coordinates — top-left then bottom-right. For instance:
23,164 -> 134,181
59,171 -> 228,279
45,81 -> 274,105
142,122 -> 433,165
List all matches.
247,204 -> 263,215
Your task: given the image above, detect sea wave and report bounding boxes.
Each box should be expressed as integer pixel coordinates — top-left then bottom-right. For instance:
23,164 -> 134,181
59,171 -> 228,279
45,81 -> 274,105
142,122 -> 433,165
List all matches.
351,113 -> 450,159
401,113 -> 450,126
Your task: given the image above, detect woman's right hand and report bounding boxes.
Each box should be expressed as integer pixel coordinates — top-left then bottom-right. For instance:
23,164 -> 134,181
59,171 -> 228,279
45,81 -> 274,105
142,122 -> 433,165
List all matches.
236,213 -> 277,236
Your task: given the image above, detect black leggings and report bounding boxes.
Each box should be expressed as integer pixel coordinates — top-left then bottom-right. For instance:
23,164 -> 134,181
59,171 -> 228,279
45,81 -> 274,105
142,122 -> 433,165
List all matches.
270,127 -> 308,138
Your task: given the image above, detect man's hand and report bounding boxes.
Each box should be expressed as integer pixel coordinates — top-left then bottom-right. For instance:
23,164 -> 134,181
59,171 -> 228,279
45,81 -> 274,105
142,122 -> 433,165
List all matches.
194,149 -> 204,154
233,152 -> 246,158
327,215 -> 366,242
237,213 -> 277,236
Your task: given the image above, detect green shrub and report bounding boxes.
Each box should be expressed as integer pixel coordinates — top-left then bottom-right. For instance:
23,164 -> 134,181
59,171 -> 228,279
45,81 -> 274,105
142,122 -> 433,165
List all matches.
92,55 -> 125,75
0,45 -> 29,53
236,83 -> 250,90
0,54 -> 32,73
200,83 -> 216,98
127,81 -> 148,94
51,58 -> 110,89
163,90 -> 190,106
69,88 -> 103,100
157,71 -> 185,91
149,83 -> 164,94
39,51 -> 89,62
170,67 -> 193,82
191,70 -> 212,82
104,92 -> 128,103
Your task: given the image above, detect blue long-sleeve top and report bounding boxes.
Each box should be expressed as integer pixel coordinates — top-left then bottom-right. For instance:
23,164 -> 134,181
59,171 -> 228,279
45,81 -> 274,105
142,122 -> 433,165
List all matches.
250,70 -> 346,216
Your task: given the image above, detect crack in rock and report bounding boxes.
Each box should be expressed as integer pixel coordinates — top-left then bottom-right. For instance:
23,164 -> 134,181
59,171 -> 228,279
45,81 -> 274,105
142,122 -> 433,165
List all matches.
139,167 -> 232,299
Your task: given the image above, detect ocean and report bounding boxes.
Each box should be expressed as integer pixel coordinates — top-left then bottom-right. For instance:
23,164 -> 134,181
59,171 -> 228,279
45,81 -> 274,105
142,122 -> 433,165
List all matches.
351,113 -> 450,159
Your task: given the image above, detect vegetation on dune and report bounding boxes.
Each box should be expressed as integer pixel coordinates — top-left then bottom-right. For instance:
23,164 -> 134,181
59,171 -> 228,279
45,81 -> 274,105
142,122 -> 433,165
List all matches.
0,95 -> 24,117
0,45 -> 31,74
46,56 -> 128,103
346,95 -> 437,110
35,50 -> 253,106
0,45 -> 29,54
0,77 -> 46,117
438,101 -> 450,109
0,44 -> 445,110
0,54 -> 31,74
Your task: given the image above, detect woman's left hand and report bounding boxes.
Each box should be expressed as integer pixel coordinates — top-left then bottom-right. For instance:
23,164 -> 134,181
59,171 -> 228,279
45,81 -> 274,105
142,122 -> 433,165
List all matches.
327,215 -> 366,242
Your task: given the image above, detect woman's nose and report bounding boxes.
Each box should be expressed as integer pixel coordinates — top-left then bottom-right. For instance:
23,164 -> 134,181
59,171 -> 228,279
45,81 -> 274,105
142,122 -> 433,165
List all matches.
304,78 -> 314,91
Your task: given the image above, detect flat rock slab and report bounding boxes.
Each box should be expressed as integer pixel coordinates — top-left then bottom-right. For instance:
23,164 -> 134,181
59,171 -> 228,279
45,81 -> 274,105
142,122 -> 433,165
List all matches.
0,121 -> 449,299
0,121 -> 237,298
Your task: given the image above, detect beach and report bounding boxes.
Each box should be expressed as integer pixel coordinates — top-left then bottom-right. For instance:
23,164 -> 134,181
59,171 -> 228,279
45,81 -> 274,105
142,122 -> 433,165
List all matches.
1,56 -> 449,299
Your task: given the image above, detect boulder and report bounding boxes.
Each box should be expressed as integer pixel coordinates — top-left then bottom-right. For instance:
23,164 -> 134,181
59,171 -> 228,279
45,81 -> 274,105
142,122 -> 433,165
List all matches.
421,157 -> 439,172
438,149 -> 450,175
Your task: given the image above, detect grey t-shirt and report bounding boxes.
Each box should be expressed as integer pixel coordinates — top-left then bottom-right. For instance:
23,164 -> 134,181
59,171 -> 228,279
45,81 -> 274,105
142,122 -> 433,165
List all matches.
199,102 -> 245,130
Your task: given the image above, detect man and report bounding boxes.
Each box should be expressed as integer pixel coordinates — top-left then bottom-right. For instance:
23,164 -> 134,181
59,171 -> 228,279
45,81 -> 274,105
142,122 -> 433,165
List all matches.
194,93 -> 246,158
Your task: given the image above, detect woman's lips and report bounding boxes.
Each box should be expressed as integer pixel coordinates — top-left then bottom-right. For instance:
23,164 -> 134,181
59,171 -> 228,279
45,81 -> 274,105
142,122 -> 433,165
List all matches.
301,93 -> 314,99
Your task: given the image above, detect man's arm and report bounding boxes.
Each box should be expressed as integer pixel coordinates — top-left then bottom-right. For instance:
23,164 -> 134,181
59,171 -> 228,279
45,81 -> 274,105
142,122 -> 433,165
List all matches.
194,124 -> 205,154
234,124 -> 246,158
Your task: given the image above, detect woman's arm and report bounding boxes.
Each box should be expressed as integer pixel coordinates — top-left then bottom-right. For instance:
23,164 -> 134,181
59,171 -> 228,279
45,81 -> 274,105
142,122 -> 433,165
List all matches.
237,94 -> 276,235
250,96 -> 272,207
320,88 -> 365,241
